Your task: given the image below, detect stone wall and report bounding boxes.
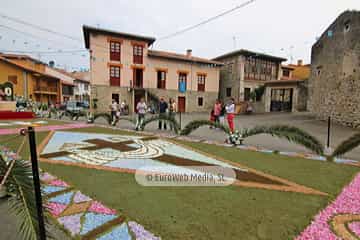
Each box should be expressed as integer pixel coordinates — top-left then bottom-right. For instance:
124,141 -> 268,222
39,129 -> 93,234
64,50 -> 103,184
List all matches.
308,11 -> 360,128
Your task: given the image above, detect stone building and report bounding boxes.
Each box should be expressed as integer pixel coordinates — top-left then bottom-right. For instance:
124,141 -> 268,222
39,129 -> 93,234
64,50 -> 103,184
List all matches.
82,25 -> 223,113
213,49 -> 285,103
308,10 -> 360,128
214,49 -> 309,113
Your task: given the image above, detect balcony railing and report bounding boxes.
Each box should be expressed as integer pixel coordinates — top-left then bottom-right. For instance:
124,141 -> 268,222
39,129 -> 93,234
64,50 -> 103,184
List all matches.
34,86 -> 57,93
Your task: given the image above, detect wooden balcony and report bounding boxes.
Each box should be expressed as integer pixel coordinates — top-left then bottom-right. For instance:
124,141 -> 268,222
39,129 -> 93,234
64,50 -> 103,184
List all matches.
34,86 -> 58,95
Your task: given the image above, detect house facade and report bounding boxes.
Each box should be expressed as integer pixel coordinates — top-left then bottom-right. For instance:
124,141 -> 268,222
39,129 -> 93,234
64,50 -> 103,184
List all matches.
308,10 -> 360,128
83,25 -> 223,113
213,49 -> 285,104
71,71 -> 90,102
214,50 -> 309,113
0,54 -> 61,104
0,53 -> 76,104
264,61 -> 310,113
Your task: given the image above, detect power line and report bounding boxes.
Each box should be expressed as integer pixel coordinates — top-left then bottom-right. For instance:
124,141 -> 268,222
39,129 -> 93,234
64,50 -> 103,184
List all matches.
0,49 -> 87,55
157,0 -> 256,41
0,12 -> 82,42
0,23 -> 80,48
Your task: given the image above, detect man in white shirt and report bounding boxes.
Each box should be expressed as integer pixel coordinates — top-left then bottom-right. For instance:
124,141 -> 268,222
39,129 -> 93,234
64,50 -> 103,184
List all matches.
136,98 -> 147,131
225,98 -> 236,133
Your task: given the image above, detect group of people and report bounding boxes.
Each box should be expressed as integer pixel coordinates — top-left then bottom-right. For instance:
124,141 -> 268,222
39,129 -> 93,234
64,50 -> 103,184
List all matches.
210,98 -> 236,133
110,100 -> 129,121
111,96 -> 237,133
135,97 -> 177,131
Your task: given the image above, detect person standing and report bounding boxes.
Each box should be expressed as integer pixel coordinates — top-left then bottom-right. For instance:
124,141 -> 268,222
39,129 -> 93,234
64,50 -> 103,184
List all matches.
110,100 -> 118,122
135,98 -> 147,131
168,98 -> 177,130
225,98 -> 236,133
213,99 -> 222,125
158,98 -> 168,130
219,101 -> 226,125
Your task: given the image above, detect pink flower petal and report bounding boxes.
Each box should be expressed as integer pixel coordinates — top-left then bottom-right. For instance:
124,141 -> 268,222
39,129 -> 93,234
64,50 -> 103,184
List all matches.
48,179 -> 69,187
46,202 -> 67,217
296,173 -> 360,239
88,201 -> 117,215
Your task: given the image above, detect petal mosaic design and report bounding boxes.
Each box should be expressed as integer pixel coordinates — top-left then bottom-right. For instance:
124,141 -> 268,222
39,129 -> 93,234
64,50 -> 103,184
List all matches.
48,191 -> 74,205
39,172 -> 159,239
73,191 -> 92,203
348,222 -> 360,237
296,173 -> 360,240
96,223 -> 132,240
58,213 -> 82,236
80,212 -> 117,235
39,131 -> 326,195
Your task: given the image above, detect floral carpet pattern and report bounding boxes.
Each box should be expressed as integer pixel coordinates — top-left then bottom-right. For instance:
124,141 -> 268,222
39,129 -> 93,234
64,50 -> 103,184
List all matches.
38,131 -> 327,195
296,173 -> 360,240
41,172 -> 160,239
0,145 -> 160,239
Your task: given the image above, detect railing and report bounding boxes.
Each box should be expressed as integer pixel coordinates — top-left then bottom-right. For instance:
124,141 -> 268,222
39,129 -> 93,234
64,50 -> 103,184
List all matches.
34,86 -> 57,93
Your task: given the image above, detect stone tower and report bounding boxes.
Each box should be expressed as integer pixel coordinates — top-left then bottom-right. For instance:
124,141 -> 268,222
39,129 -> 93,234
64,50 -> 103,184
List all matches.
308,10 -> 360,128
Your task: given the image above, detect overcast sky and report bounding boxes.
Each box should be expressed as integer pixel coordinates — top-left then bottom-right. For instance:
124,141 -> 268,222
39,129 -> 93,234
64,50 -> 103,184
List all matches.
0,0 -> 359,71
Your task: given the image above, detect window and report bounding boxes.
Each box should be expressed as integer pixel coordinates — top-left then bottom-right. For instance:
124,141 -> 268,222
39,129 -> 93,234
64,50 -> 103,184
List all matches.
133,45 -> 143,64
197,74 -> 206,92
344,20 -> 351,32
198,97 -> 203,106
226,88 -> 232,97
283,69 -> 290,77
110,41 -> 121,61
178,73 -> 187,92
109,66 -> 120,86
157,71 -> 166,89
244,88 -> 251,101
8,75 -> 17,84
84,84 -> 89,91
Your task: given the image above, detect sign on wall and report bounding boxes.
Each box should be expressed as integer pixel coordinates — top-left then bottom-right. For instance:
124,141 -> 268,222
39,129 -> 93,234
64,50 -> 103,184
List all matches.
0,82 -> 14,101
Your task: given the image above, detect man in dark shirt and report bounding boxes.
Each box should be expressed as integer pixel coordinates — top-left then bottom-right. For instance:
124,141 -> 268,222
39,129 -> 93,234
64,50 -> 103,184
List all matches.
158,98 -> 168,130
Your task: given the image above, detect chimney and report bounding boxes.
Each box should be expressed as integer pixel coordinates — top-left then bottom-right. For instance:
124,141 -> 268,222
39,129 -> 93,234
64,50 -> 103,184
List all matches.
186,49 -> 192,57
297,59 -> 303,66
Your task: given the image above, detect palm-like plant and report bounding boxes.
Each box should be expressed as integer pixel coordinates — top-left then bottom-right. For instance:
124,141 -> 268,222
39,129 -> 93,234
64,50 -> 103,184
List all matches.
241,125 -> 324,155
331,132 -> 360,158
0,155 -> 49,240
180,121 -> 324,155
140,114 -> 180,134
180,120 -> 231,135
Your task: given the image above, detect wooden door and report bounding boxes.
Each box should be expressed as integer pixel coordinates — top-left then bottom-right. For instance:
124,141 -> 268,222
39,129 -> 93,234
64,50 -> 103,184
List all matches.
178,96 -> 185,113
133,69 -> 143,88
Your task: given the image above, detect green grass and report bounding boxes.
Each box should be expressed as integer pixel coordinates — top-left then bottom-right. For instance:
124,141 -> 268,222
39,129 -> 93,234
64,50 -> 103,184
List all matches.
2,126 -> 359,239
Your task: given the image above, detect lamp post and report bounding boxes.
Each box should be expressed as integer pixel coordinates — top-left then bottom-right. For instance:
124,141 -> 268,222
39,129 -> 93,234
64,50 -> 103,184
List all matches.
28,126 -> 47,240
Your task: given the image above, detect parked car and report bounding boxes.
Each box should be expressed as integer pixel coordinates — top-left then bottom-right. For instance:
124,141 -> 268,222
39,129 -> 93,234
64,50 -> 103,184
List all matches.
66,101 -> 84,113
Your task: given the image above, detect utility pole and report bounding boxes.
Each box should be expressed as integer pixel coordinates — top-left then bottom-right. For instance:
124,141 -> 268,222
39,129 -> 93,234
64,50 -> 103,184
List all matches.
28,126 -> 47,240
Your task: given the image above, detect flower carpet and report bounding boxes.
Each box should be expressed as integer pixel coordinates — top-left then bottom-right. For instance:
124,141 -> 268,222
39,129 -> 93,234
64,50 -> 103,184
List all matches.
296,173 -> 360,240
41,172 -> 160,239
38,131 -> 326,195
1,145 -> 160,239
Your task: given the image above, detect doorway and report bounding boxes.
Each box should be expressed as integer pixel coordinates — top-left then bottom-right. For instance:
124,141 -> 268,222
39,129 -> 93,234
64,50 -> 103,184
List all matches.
112,93 -> 119,104
178,96 -> 186,113
270,88 -> 293,112
133,68 -> 143,88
